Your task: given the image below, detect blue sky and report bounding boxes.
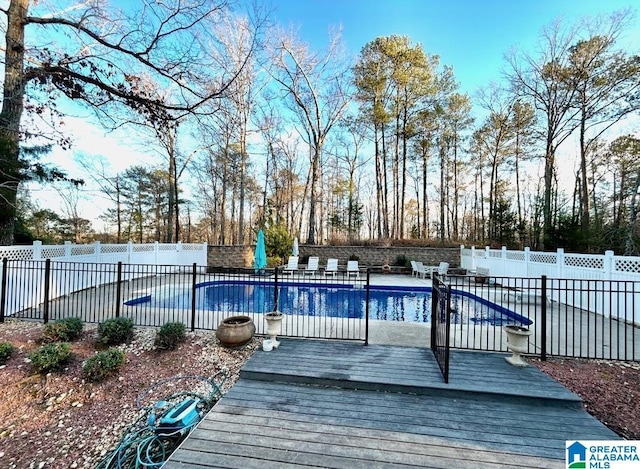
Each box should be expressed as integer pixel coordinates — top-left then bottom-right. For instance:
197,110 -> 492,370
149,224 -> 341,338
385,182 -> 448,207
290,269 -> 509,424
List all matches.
271,0 -> 640,95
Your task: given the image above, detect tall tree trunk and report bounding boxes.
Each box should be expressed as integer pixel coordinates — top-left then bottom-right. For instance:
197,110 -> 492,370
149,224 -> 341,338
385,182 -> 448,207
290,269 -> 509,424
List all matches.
115,177 -> 122,243
381,126 -> 390,238
167,145 -> 176,242
307,147 -> 320,244
439,139 -> 446,245
0,0 -> 29,245
400,107 -> 408,239
579,99 -> 590,235
422,147 -> 428,238
374,125 -> 383,239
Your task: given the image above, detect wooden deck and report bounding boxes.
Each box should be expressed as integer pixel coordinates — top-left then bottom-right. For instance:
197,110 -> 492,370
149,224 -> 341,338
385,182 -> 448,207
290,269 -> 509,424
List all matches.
164,339 -> 619,468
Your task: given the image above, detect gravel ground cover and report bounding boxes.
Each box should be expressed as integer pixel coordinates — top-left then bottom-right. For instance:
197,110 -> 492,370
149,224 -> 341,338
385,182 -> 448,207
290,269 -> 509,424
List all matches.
0,320 -> 260,468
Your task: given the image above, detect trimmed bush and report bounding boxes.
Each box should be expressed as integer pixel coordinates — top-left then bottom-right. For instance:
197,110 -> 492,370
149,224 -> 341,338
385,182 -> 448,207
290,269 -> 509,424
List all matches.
29,342 -> 72,373
82,348 -> 126,382
155,322 -> 186,350
97,317 -> 134,345
0,342 -> 15,365
41,317 -> 84,343
394,254 -> 410,267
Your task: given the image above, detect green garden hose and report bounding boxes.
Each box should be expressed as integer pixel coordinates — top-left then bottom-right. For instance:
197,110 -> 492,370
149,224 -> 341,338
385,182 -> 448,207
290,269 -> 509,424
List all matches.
96,371 -> 228,469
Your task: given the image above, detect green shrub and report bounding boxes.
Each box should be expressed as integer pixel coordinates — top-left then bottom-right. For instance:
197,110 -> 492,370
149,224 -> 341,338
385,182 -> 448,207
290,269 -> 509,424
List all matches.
82,348 -> 126,382
29,342 -> 72,373
394,254 -> 410,267
264,224 -> 293,260
41,317 -> 84,343
0,342 -> 15,365
154,322 -> 186,350
97,317 -> 134,345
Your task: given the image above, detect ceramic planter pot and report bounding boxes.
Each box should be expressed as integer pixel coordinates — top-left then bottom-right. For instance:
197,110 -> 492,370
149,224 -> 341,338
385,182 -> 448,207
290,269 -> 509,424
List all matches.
264,312 -> 284,350
216,315 -> 255,347
504,324 -> 532,367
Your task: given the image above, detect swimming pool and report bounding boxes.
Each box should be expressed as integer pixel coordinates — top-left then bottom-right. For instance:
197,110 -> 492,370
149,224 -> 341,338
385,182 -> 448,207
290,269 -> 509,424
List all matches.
125,281 -> 532,326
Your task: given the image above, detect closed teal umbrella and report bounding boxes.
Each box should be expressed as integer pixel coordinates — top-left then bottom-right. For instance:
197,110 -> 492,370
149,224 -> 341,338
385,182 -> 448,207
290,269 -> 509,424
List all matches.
254,229 -> 267,273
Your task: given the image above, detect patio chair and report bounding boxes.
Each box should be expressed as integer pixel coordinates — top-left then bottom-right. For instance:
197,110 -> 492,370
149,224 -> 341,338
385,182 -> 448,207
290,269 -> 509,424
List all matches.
324,258 -> 339,277
437,262 -> 449,277
346,260 -> 360,278
414,261 -> 429,279
282,256 -> 299,275
410,260 -> 419,277
304,256 -> 320,275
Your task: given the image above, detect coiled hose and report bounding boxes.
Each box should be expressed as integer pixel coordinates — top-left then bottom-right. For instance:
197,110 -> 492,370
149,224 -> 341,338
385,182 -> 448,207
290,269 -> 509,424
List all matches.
96,371 -> 228,469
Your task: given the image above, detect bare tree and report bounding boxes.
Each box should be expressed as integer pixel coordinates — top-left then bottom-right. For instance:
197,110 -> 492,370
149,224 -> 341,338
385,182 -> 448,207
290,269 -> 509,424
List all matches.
505,18 -> 581,248
0,0 -> 266,244
265,26 -> 351,244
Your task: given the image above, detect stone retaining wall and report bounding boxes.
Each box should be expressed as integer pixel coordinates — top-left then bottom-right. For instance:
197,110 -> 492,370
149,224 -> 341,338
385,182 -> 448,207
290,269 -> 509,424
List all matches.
207,244 -> 459,268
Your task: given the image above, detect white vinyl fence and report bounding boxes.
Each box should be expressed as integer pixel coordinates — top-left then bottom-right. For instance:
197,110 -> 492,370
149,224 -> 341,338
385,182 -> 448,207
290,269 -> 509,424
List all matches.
460,245 -> 640,324
0,241 -> 208,317
0,241 -> 207,265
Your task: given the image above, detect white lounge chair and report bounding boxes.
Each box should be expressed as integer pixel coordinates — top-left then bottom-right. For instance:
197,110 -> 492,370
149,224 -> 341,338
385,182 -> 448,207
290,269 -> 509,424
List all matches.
346,260 -> 360,278
282,256 -> 299,275
324,258 -> 338,277
410,260 -> 419,277
437,262 -> 449,277
414,261 -> 429,279
304,256 -> 319,275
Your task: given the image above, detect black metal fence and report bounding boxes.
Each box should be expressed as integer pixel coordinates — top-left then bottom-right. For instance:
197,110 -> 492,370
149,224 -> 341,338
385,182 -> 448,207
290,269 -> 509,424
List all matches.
0,259 -> 370,343
1,259 -> 638,362
430,274 -> 451,383
443,274 -> 640,361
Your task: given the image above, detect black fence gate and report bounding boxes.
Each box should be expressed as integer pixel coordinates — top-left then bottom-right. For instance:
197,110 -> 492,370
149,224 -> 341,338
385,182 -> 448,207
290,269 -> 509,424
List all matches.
430,274 -> 452,383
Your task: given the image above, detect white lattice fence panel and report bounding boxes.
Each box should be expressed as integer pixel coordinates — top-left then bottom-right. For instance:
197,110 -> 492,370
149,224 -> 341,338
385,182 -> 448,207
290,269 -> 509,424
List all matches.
530,252 -> 557,264
41,246 -> 66,259
71,245 -> 96,256
182,244 -> 206,252
565,255 -> 604,269
101,245 -> 128,254
615,257 -> 640,273
563,254 -> 606,280
0,247 -> 34,261
506,251 -> 525,261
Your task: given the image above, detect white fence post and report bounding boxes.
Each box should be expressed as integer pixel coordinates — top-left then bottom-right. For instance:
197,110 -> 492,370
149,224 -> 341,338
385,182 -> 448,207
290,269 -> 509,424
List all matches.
64,241 -> 72,260
524,247 -> 531,276
471,245 -> 476,271
127,241 -> 133,264
501,246 -> 507,275
557,248 -> 565,278
33,240 -> 42,260
604,250 -> 614,280
94,241 -> 101,262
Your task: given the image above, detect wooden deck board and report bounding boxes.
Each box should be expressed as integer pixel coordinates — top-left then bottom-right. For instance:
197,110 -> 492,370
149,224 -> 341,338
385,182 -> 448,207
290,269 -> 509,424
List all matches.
240,339 -> 581,404
164,339 -> 619,469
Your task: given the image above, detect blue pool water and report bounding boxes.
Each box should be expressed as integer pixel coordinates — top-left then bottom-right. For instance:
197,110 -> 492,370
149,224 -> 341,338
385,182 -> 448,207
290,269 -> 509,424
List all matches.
126,282 -> 532,326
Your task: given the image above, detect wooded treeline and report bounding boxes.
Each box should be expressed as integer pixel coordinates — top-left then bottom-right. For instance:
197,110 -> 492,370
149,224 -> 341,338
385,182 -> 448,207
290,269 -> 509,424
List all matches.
2,1 -> 640,254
